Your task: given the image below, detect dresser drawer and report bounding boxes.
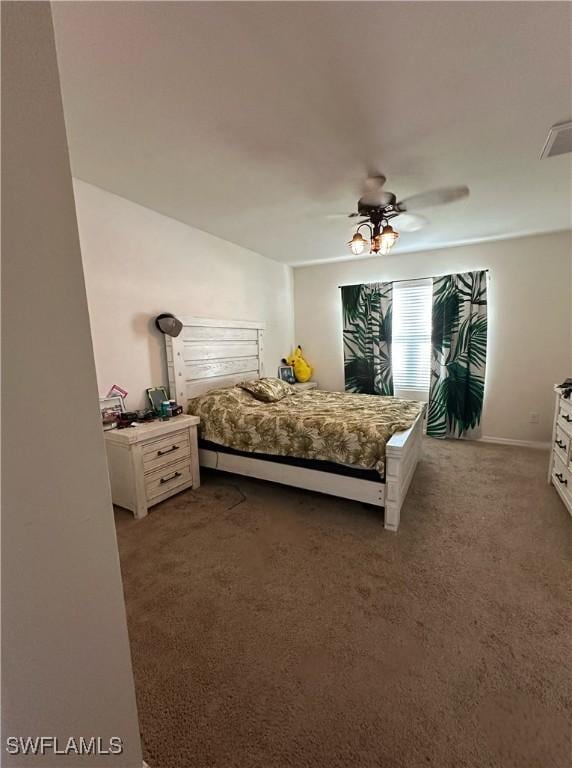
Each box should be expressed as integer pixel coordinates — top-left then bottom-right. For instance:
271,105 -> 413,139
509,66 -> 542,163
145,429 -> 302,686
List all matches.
557,402 -> 572,435
554,426 -> 570,462
145,458 -> 192,502
142,429 -> 190,473
552,455 -> 571,503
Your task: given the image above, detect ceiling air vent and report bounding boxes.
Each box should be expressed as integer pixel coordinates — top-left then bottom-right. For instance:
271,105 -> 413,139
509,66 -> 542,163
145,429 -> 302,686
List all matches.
540,120 -> 572,159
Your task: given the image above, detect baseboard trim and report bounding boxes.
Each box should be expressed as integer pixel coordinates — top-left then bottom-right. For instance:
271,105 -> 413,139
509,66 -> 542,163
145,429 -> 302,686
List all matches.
479,436 -> 550,450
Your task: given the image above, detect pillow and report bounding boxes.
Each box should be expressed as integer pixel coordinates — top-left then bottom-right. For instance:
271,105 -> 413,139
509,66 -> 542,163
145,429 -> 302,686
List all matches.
239,377 -> 293,403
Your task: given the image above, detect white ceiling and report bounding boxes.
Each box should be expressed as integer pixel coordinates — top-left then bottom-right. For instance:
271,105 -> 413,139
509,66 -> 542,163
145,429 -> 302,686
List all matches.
52,2 -> 572,266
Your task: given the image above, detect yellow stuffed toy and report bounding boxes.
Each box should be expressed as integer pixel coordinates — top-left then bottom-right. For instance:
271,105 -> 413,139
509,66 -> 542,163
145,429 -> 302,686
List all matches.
282,346 -> 313,383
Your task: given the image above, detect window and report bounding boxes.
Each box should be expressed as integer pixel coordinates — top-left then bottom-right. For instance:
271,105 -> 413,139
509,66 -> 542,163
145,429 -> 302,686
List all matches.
392,279 -> 432,399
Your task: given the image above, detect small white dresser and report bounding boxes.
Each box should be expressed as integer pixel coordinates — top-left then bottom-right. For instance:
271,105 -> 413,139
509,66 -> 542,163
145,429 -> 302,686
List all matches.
104,414 -> 200,519
292,381 -> 318,391
548,386 -> 572,516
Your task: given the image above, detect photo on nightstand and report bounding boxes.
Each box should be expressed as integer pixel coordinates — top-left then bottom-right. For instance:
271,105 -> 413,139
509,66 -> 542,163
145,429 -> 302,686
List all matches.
146,386 -> 169,414
99,395 -> 125,430
278,365 -> 296,384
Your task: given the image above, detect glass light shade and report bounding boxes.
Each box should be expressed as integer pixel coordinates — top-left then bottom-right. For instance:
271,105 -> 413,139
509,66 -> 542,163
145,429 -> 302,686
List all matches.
348,232 -> 368,255
379,224 -> 399,255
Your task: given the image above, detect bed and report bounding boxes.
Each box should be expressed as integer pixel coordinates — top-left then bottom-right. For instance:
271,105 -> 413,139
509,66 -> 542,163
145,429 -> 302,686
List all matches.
165,317 -> 425,531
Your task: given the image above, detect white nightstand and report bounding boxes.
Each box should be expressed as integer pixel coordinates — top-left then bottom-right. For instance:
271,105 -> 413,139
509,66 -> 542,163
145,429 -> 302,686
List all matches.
104,414 -> 200,519
291,382 -> 318,391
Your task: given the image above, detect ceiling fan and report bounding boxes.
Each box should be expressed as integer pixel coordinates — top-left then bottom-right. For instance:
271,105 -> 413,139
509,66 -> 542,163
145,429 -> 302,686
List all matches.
337,175 -> 469,256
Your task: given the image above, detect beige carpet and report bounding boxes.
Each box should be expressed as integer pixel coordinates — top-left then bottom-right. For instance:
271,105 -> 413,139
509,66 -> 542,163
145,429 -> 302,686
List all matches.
115,439 -> 571,768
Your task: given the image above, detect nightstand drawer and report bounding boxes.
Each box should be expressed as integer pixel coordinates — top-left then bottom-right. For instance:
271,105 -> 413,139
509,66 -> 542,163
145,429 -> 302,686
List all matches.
145,458 -> 192,502
142,429 -> 190,473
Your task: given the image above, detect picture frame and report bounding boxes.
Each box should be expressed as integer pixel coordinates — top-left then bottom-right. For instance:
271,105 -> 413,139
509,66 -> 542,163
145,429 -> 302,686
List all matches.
106,383 -> 128,400
146,386 -> 169,414
278,365 -> 296,384
99,395 -> 125,430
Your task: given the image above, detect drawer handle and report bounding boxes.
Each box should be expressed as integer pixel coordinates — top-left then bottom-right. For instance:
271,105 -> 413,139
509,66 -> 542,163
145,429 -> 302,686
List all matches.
157,444 -> 179,457
160,471 -> 182,485
555,439 -> 567,449
555,472 -> 568,486
563,414 -> 572,423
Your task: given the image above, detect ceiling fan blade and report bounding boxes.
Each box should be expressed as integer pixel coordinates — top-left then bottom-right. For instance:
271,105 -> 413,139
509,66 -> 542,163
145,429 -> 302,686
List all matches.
391,213 -> 428,233
362,174 -> 386,193
360,174 -> 392,206
397,186 -> 469,212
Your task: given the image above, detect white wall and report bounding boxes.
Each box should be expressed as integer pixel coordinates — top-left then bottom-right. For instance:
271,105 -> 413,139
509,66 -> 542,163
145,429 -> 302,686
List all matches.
2,3 -> 142,765
74,179 -> 295,410
294,231 -> 572,444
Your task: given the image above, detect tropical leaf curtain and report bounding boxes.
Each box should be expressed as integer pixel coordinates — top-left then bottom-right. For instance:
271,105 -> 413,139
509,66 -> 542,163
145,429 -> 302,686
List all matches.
341,282 -> 393,395
427,270 -> 488,439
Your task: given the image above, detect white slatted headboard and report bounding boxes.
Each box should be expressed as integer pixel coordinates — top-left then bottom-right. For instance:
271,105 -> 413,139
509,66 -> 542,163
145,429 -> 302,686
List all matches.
165,317 -> 265,403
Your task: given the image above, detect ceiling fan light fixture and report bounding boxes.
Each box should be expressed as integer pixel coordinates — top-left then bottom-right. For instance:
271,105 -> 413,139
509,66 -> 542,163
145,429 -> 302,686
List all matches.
348,231 -> 368,255
338,174 -> 467,257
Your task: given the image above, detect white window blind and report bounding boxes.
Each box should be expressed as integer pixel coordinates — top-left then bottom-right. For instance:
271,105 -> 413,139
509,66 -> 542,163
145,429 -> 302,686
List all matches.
392,279 -> 433,394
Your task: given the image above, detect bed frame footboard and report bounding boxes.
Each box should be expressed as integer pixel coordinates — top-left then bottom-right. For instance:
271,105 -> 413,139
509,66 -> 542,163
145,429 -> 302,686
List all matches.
383,410 -> 424,531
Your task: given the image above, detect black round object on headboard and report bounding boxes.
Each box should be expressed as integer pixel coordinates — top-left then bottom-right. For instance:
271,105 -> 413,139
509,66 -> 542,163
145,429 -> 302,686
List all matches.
155,313 -> 183,338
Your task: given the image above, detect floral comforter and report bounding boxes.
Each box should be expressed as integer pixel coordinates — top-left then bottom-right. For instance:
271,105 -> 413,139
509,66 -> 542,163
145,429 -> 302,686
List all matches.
188,387 -> 425,478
